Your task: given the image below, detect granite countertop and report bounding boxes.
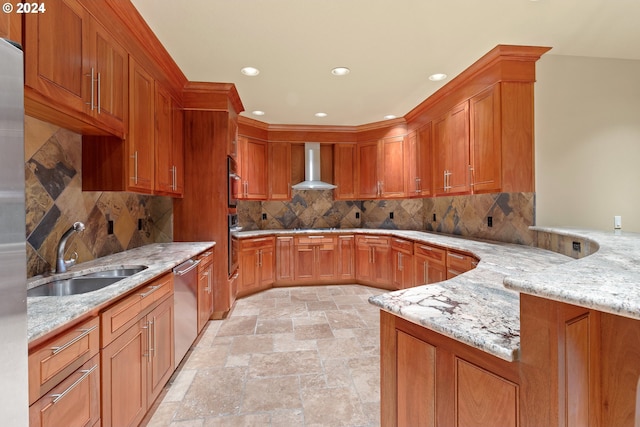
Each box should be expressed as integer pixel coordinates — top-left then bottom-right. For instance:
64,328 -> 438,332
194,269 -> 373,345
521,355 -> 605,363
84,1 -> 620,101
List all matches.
27,242 -> 215,344
236,228 -> 573,362
504,227 -> 640,320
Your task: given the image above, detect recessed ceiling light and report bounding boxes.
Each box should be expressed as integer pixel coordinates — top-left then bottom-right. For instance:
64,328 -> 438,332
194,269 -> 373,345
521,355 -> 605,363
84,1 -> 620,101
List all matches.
315,112 -> 328,118
384,115 -> 397,120
252,110 -> 265,116
241,66 -> 260,76
331,67 -> 350,76
428,73 -> 447,82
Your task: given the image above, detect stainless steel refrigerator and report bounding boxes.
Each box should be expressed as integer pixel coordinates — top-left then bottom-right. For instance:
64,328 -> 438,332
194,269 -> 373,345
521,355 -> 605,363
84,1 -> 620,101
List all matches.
0,38 -> 29,424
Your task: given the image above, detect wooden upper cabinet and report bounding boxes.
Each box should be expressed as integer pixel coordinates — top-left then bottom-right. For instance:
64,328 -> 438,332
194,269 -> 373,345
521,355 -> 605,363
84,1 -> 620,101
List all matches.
433,101 -> 471,196
154,82 -> 184,197
128,57 -> 155,193
90,17 -> 128,132
0,5 -> 22,44
24,0 -> 127,136
25,0 -> 88,112
379,136 -> 406,197
269,142 -> 291,200
334,144 -> 358,200
358,141 -> 379,198
238,136 -> 268,200
470,84 -> 502,193
407,124 -> 433,197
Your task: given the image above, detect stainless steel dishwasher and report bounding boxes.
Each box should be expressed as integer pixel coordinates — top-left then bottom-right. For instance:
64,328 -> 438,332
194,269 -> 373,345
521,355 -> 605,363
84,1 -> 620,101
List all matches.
173,258 -> 200,365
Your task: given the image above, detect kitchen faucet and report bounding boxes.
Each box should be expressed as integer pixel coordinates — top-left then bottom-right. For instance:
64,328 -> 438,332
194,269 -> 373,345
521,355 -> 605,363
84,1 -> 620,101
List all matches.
55,221 -> 85,273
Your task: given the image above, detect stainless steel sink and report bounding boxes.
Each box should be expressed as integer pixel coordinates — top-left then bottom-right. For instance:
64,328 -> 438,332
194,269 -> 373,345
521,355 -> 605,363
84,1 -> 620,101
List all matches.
81,266 -> 147,278
27,265 -> 148,297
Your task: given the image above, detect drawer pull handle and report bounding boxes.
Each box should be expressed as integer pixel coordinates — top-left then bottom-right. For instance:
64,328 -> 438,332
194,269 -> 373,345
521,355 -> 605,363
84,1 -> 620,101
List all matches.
448,253 -> 465,260
139,285 -> 159,298
307,236 -> 326,239
51,365 -> 98,404
419,245 -> 433,251
201,251 -> 213,257
51,325 -> 98,355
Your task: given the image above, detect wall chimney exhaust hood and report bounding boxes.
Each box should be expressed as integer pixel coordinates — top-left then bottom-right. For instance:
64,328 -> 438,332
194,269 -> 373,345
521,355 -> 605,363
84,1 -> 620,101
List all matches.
291,143 -> 336,190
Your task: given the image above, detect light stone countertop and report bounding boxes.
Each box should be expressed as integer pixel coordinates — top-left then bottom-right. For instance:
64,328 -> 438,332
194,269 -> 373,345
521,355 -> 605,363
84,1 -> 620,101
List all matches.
27,242 -> 215,344
236,228 -> 573,362
504,227 -> 640,320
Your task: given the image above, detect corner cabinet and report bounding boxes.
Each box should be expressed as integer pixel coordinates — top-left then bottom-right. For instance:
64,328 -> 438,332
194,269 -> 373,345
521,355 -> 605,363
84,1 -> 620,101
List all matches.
355,235 -> 392,288
391,238 -> 414,289
358,137 -> 406,199
238,237 -> 275,297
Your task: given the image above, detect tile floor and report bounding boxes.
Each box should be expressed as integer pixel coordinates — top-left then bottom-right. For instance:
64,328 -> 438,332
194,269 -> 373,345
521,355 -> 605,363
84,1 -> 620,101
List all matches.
144,284 -> 384,427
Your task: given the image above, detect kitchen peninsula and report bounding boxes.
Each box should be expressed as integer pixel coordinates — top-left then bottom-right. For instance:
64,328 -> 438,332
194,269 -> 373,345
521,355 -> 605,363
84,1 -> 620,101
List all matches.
367,226 -> 640,427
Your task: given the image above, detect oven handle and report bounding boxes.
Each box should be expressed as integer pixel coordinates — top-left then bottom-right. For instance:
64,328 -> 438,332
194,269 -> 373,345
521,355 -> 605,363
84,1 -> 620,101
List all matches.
174,259 -> 201,276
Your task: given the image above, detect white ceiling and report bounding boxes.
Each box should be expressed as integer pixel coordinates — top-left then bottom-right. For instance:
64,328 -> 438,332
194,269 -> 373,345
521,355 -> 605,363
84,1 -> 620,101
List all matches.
131,0 -> 640,126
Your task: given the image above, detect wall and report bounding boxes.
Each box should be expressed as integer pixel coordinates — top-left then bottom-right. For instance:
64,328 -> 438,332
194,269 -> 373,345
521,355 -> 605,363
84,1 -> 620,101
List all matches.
24,117 -> 173,278
535,55 -> 640,232
238,191 -> 535,245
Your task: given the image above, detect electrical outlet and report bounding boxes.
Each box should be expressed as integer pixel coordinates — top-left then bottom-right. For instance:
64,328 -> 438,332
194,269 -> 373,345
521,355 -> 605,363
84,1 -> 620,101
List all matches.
356,212 -> 360,219
432,213 -> 436,222
389,212 -> 394,219
262,213 -> 267,220
614,215 -> 622,230
487,216 -> 493,227
138,218 -> 143,230
107,220 -> 114,235
572,241 -> 581,252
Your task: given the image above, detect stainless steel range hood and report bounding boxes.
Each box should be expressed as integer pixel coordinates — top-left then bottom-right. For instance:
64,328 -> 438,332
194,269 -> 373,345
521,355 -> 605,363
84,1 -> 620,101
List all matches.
291,142 -> 336,190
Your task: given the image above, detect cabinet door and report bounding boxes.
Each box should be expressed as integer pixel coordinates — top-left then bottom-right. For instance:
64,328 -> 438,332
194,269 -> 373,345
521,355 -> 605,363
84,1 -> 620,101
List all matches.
397,331 -> 436,427
415,255 -> 446,285
295,244 -> 315,281
392,250 -> 414,289
90,17 -> 127,133
432,114 -> 448,196
336,235 -> 355,280
470,85 -> 502,193
355,241 -> 373,282
317,243 -> 336,281
269,142 -> 291,200
373,244 -> 392,286
240,137 -> 268,200
416,123 -> 433,197
154,83 -> 174,195
447,101 -> 471,194
358,141 -> 379,198
24,0 -> 88,113
276,236 -> 295,283
334,144 -> 358,200
379,136 -> 406,197
259,246 -> 275,286
101,318 -> 148,427
239,247 -> 259,294
148,297 -> 175,406
128,58 -> 155,193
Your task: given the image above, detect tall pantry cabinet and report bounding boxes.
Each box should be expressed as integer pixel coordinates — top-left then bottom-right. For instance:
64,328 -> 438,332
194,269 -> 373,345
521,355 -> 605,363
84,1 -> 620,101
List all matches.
173,82 -> 244,319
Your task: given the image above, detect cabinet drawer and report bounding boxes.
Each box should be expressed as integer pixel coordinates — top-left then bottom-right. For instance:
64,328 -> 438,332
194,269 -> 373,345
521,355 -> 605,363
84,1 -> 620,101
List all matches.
414,243 -> 446,265
197,250 -> 214,272
296,235 -> 336,247
356,235 -> 390,247
100,273 -> 173,347
447,250 -> 479,278
391,238 -> 413,254
240,237 -> 274,250
28,316 -> 99,405
29,354 -> 100,427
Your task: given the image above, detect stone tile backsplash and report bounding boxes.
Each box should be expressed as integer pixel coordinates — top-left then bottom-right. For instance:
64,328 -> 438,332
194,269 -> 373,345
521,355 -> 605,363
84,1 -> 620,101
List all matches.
238,191 -> 536,245
24,117 -> 173,278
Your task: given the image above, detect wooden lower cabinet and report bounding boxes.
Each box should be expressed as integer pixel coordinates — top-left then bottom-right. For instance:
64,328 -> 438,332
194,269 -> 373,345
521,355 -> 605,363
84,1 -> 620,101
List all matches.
336,235 -> 355,281
101,294 -> 174,427
294,235 -> 336,283
391,238 -> 413,289
414,243 -> 447,285
275,236 -> 295,284
446,250 -> 479,279
382,311 -> 520,427
356,235 -> 392,288
238,237 -> 274,297
197,251 -> 214,333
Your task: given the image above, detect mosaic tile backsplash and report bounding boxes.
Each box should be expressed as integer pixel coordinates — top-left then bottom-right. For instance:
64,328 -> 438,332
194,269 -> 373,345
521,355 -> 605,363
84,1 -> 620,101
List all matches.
24,117 -> 173,278
238,190 -> 536,245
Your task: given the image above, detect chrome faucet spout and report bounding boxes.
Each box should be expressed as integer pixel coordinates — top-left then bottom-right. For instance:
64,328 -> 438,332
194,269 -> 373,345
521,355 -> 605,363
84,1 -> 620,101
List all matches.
55,221 -> 85,273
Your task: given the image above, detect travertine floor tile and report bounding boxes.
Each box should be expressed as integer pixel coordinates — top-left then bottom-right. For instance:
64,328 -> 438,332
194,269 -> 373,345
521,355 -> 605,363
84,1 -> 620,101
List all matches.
145,285 -> 383,427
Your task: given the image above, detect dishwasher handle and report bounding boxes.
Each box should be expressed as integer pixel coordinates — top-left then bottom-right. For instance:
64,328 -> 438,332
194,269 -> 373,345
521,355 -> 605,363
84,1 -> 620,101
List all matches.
173,259 -> 201,276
